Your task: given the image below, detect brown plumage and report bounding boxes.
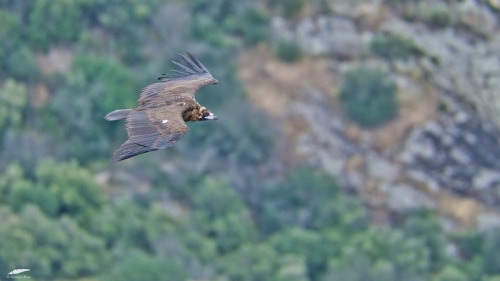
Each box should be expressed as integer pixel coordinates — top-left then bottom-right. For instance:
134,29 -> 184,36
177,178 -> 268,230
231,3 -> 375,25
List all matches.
105,52 -> 218,162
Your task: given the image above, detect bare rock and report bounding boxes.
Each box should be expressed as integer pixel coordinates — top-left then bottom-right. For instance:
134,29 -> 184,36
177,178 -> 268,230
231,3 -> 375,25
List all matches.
457,0 -> 498,35
477,212 -> 500,232
381,18 -> 500,127
386,184 -> 436,212
366,153 -> 399,182
473,169 -> 500,190
271,15 -> 363,58
398,106 -> 500,205
36,47 -> 73,74
288,89 -> 359,179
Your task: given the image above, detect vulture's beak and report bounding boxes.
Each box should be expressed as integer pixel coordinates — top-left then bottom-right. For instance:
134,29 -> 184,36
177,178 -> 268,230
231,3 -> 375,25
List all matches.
204,112 -> 218,120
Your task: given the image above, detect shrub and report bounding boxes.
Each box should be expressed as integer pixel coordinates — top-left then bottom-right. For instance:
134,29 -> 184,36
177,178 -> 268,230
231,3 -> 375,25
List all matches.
433,265 -> 469,281
340,67 -> 398,127
276,40 -> 303,63
241,8 -> 270,45
221,7 -> 270,46
222,244 -> 279,281
0,206 -> 107,280
370,33 -> 425,60
385,0 -> 422,3
7,46 -> 40,81
51,54 -> 138,162
102,252 -> 187,281
28,0 -> 82,50
282,0 -> 306,19
0,9 -> 23,72
268,0 -> 305,18
427,8 -> 452,28
256,166 -> 367,235
192,177 -> 256,254
0,80 -> 28,135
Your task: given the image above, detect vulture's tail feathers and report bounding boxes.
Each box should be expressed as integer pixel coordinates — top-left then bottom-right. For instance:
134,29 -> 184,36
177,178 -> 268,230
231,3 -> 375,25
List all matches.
105,109 -> 132,121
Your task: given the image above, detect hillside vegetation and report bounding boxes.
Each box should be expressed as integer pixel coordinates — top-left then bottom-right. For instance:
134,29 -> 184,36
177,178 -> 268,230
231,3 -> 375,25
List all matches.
1,0 -> 500,280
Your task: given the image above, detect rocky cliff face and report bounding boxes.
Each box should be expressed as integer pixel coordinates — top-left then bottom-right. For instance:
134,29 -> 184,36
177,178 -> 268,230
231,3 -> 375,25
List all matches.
240,0 -> 500,230
272,0 -> 500,126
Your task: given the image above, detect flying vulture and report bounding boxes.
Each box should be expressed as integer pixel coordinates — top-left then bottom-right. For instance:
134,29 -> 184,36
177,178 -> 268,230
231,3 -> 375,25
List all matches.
105,52 -> 218,162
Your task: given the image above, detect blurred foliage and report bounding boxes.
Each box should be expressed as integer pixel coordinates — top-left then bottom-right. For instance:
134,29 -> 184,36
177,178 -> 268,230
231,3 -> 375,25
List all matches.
224,7 -> 271,46
7,46 -> 40,81
29,0 -> 82,50
386,0 -> 423,3
191,0 -> 270,47
0,158 -> 499,280
49,54 -> 138,163
2,159 -> 104,227
0,79 -> 28,137
426,8 -> 453,29
0,1 -> 498,281
256,166 -> 362,234
102,251 -> 188,281
268,0 -> 306,19
370,33 -> 425,60
340,67 -> 399,127
192,177 -> 256,254
0,206 -> 107,280
275,39 -> 303,63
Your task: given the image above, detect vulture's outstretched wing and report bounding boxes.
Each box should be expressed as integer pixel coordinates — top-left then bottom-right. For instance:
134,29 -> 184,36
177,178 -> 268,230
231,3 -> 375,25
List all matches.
110,104 -> 189,162
138,52 -> 218,106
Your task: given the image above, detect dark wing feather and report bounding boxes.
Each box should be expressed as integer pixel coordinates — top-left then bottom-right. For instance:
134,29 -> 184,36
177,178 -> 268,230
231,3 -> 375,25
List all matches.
109,141 -> 158,163
172,61 -> 197,74
180,52 -> 203,72
138,53 -> 217,106
110,104 -> 189,162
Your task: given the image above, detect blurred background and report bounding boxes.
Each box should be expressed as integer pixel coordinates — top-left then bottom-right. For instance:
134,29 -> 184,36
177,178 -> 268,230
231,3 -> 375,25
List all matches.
0,0 -> 500,280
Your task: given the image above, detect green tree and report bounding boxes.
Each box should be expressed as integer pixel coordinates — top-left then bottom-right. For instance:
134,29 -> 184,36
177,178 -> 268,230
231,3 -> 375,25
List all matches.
191,14 -> 233,47
7,46 -> 40,81
0,79 -> 28,136
34,159 -> 105,226
192,177 -> 256,254
223,7 -> 270,46
324,253 -> 397,281
0,206 -> 107,280
403,209 -> 448,272
90,196 -> 151,251
276,255 -> 309,281
0,162 -> 24,202
102,251 -> 188,281
433,265 -> 468,281
344,227 -> 431,280
271,227 -> 335,280
276,40 -> 303,63
370,33 -> 424,60
482,229 -> 500,275
28,0 -> 82,50
0,9 -> 23,72
340,67 -> 398,127
51,54 -> 137,162
257,166 -> 365,234
8,177 -> 58,216
221,243 -> 279,281
178,230 -> 217,264
272,0 -> 306,19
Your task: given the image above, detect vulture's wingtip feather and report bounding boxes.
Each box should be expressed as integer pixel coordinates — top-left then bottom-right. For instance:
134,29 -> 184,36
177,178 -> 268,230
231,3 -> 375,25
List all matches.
179,53 -> 202,72
172,61 -> 196,74
187,52 -> 208,72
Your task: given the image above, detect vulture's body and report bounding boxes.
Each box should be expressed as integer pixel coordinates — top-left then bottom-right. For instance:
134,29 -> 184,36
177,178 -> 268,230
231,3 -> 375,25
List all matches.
105,52 -> 218,162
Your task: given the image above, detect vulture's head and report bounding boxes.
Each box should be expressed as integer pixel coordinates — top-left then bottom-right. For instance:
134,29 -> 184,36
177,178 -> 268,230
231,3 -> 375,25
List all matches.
199,107 -> 218,121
